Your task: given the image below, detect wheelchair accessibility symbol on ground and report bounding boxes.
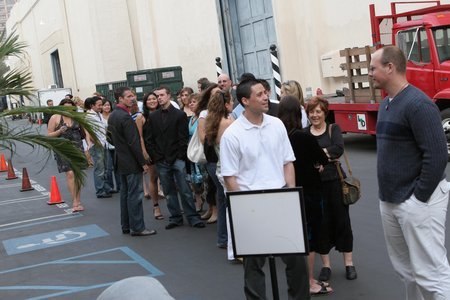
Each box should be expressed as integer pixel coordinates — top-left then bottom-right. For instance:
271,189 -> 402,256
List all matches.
3,224 -> 108,255
16,230 -> 87,250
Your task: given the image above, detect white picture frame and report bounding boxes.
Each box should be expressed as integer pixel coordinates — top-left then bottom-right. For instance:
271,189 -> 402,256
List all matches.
227,188 -> 308,257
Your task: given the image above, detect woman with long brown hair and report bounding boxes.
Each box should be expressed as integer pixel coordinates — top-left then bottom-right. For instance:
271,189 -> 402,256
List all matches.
278,95 -> 332,296
196,83 -> 221,223
205,90 -> 233,249
47,99 -> 86,212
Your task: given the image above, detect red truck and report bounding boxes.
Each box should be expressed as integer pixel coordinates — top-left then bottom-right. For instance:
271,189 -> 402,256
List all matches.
328,1 -> 450,152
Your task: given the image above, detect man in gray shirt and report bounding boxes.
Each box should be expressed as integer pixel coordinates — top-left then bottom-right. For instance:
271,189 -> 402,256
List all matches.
370,45 -> 450,299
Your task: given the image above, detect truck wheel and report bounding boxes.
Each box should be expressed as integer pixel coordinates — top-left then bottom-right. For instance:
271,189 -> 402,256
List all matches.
440,108 -> 450,158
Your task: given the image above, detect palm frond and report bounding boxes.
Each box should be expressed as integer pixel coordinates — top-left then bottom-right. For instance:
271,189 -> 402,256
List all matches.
1,106 -> 101,145
0,31 -> 27,61
0,126 -> 87,190
0,67 -> 35,98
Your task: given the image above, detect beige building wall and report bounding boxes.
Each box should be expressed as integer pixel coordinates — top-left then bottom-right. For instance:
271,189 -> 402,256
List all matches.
6,0 -> 450,101
7,0 -> 222,100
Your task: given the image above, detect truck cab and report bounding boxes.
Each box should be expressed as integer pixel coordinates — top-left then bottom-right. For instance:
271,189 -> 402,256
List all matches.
394,12 -> 450,103
392,8 -> 450,153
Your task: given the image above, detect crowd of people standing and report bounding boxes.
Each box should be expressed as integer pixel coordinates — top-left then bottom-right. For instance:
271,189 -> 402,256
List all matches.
42,45 -> 450,299
44,72 -> 358,298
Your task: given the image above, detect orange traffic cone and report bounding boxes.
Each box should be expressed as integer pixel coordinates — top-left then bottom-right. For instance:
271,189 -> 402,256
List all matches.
47,176 -> 64,205
0,154 -> 7,172
5,159 -> 18,180
20,168 -> 34,192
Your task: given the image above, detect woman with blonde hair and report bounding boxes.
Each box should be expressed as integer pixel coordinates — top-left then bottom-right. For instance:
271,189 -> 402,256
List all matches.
187,93 -> 206,212
205,90 -> 233,249
179,87 -> 194,117
280,80 -> 308,128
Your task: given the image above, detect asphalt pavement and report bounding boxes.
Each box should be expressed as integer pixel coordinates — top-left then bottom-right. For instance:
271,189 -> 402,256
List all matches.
0,119 -> 449,299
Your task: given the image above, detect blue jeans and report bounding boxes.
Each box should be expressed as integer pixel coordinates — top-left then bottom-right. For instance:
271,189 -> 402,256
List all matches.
156,159 -> 202,225
120,173 -> 145,233
206,162 -> 227,246
89,145 -> 112,196
106,149 -> 121,191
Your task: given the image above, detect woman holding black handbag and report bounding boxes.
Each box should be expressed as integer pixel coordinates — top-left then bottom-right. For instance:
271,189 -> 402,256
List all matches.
306,96 -> 357,282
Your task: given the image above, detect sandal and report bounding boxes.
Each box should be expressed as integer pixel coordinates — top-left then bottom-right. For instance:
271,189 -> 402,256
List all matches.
144,194 -> 151,199
153,203 -> 164,220
310,285 -> 333,297
315,281 -> 330,288
72,205 -> 84,213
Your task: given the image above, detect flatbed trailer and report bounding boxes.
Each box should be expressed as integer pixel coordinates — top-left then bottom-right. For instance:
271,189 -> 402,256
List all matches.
328,1 -> 450,150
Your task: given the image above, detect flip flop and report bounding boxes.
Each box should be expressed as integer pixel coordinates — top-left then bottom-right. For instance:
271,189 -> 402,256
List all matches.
310,285 -> 333,297
315,281 -> 330,288
72,205 -> 84,213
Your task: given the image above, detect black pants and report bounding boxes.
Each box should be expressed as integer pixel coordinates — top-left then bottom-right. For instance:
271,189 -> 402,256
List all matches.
317,179 -> 353,254
243,255 -> 310,300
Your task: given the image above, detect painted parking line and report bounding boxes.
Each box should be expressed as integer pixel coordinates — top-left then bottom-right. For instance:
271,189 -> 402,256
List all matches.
0,194 -> 48,205
3,224 -> 109,255
0,183 -> 22,189
0,170 -> 78,231
0,214 -> 81,233
0,212 -> 76,229
0,247 -> 164,299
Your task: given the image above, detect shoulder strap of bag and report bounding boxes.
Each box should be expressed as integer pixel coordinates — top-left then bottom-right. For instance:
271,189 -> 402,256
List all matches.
328,123 -> 353,179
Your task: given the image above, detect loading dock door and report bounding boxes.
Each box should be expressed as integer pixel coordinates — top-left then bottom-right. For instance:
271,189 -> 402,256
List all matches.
223,0 -> 277,96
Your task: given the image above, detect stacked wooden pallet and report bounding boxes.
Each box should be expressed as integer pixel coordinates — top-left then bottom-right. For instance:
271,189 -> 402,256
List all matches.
340,46 -> 382,103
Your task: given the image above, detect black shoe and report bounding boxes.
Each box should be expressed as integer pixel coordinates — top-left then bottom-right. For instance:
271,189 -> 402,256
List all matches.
346,266 -> 357,280
165,223 -> 181,230
318,267 -> 332,281
97,193 -> 112,198
192,222 -> 205,228
217,244 -> 227,249
131,229 -> 157,236
122,229 -> 130,234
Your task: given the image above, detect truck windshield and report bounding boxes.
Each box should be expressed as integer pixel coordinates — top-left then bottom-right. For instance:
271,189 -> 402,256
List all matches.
397,27 -> 431,64
433,27 -> 450,63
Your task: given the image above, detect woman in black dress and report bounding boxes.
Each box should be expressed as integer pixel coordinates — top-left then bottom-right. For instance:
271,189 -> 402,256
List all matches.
47,99 -> 86,212
306,96 -> 356,282
278,95 -> 332,296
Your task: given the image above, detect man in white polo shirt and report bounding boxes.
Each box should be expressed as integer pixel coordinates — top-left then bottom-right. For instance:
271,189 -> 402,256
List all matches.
220,79 -> 310,300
